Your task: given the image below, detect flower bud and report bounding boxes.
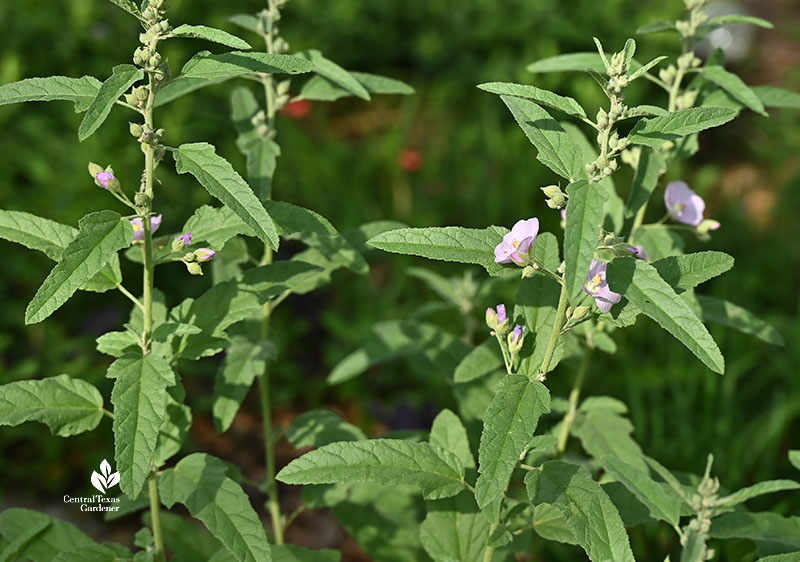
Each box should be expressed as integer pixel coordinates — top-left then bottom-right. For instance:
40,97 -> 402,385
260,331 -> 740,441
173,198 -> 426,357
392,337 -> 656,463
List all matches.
129,122 -> 144,137
186,261 -> 203,276
172,232 -> 192,251
507,324 -> 526,355
571,305 -> 591,321
697,219 -> 721,234
596,108 -> 609,128
88,162 -> 104,178
193,248 -> 216,262
486,304 -> 510,334
134,192 -> 150,207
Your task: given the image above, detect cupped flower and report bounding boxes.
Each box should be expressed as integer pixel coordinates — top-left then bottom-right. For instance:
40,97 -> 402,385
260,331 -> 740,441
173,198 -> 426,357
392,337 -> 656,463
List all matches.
664,181 -> 706,227
95,171 -> 115,189
583,259 -> 621,314
194,248 -> 216,262
130,214 -> 162,241
630,244 -> 649,261
172,232 -> 192,252
486,303 -> 510,333
494,218 -> 539,264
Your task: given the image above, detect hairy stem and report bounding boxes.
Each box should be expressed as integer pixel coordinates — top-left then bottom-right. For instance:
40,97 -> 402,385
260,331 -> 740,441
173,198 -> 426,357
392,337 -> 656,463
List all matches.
538,280 -> 569,378
148,471 -> 166,562
556,347 -> 594,454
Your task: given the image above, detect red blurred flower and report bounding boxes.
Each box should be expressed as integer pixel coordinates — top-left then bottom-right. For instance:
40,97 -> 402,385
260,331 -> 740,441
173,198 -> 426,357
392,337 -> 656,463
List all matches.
280,99 -> 312,119
398,149 -> 423,172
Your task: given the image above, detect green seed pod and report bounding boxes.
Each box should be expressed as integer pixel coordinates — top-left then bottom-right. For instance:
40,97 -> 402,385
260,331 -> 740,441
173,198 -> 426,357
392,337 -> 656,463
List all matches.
129,122 -> 144,137
186,262 -> 203,276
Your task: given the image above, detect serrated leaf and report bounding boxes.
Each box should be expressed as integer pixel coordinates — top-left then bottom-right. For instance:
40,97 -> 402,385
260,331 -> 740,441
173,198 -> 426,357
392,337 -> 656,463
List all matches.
453,339 -> 503,383
652,251 -> 734,292
753,86 -> 800,109
526,461 -> 635,562
527,52 -> 607,74
686,294 -> 783,346
0,76 -> 102,112
277,439 -> 466,500
286,409 -> 366,448
297,50 -> 370,101
170,24 -> 251,50
430,409 -> 474,469
213,337 -> 275,432
299,72 -> 413,102
181,50 -> 314,80
702,66 -> 766,116
707,14 -> 773,28
175,142 -> 279,249
108,353 -> 176,497
572,401 -> 647,473
475,375 -> 550,518
25,211 -> 132,324
718,479 -> 800,508
607,258 -> 725,373
0,508 -> 95,562
420,491 -> 490,562
78,65 -> 143,141
709,512 -> 800,551
368,226 -> 509,276
159,453 -> 271,562
627,107 -> 737,148
478,82 -> 586,118
500,95 -> 584,181
564,180 -> 608,300
601,455 -> 682,526
0,374 -> 104,437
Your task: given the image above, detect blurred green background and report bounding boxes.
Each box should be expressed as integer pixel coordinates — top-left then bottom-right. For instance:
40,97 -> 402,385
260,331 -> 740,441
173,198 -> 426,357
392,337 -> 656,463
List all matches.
1,0 -> 798,558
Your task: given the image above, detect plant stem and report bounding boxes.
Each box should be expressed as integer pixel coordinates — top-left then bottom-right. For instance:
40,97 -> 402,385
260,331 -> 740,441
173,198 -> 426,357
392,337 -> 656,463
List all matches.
482,526 -> 497,562
556,347 -> 594,454
538,280 -> 569,378
148,471 -> 166,562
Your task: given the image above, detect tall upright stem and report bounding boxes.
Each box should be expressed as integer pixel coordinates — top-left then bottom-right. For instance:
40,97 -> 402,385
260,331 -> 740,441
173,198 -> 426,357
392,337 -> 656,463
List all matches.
538,281 -> 569,378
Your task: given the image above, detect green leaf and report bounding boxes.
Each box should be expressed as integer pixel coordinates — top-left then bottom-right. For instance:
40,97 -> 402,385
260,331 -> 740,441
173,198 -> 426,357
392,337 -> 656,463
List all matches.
213,337 -> 275,433
478,82 -> 586,118
636,20 -> 676,34
429,409 -> 474,469
631,225 -> 684,261
51,545 -> 121,562
718,479 -> 800,508
564,180 -> 608,300
154,390 -> 192,466
527,52 -> 607,74
600,455 -> 682,526
108,353 -> 176,497
227,14 -> 260,33
790,451 -> 800,472
0,508 -> 94,562
0,374 -> 104,437
154,75 -> 229,107
475,375 -> 550,518
707,14 -> 773,28
625,149 -> 666,222
0,518 -> 50,562
709,512 -> 800,551
532,503 -> 578,544
25,211 -> 132,324
231,87 -> 280,200
271,545 -> 341,562
753,86 -> 800,109
299,71 -> 413,101
606,258 -> 725,373
350,72 -> 414,95
104,0 -> 142,19
652,251 -> 734,292
500,95 -> 584,181
326,320 -> 469,385
627,107 -> 738,149
420,491 -> 490,562
0,76 -> 101,112
0,209 -> 81,260
181,50 -> 315,81
159,453 -> 271,562
182,205 -> 253,249
526,461 -> 635,562
686,294 -> 783,346
277,439 -> 466,500
572,399 -> 647,473
78,64 -> 144,141
144,510 -> 223,561
175,142 -> 279,249
702,66 -> 767,116
286,409 -> 366,448
297,50 -> 370,101
169,24 -> 251,50
453,339 -> 503,383
367,226 -> 509,276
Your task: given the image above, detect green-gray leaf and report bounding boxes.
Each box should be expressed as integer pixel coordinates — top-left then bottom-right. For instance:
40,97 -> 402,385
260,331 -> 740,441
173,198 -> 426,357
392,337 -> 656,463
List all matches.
298,50 -> 370,101
478,82 -> 586,118
0,209 -> 81,260
181,50 -> 315,81
707,14 -> 773,28
601,455 -> 682,526
213,337 -> 275,433
453,339 -> 503,383
285,409 -> 366,448
169,24 -> 251,50
0,508 -> 95,562
572,399 -> 647,473
564,180 -> 608,300
368,226 -> 509,276
104,0 -> 142,19
526,461 -> 635,562
0,76 -> 101,112
702,66 -> 766,116
182,204 -> 254,249
299,72 -> 413,102
159,453 -> 271,562
175,142 -> 279,249
636,20 -> 676,34
627,107 -> 737,149
717,479 -> 800,508
753,86 -> 800,109
709,511 -> 800,551
500,95 -> 584,181
527,52 -> 607,74
108,353 -> 176,497
51,545 -> 121,562
276,439 -> 466,500
652,251 -> 734,292
607,258 -> 724,373
154,75 -> 230,107
420,491 -> 490,562
0,374 -> 104,437
625,149 -> 665,222
429,409 -> 475,469
476,375 -> 550,518
78,65 -> 144,141
25,211 -> 132,324
685,294 -> 783,346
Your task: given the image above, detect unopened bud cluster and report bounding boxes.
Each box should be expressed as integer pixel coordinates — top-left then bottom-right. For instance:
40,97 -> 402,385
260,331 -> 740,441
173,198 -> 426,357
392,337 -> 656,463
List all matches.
677,0 -> 709,39
541,185 -> 566,209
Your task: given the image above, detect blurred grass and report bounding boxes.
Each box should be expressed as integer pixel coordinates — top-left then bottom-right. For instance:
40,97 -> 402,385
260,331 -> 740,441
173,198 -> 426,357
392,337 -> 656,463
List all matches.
1,0 -> 799,555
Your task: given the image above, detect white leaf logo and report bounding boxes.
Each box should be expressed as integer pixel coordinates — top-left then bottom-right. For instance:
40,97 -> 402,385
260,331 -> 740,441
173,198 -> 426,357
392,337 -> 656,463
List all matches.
90,459 -> 120,494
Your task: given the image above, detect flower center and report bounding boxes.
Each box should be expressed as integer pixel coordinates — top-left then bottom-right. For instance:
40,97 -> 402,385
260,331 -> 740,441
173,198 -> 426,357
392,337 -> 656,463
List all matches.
512,240 -> 521,249
586,274 -> 603,293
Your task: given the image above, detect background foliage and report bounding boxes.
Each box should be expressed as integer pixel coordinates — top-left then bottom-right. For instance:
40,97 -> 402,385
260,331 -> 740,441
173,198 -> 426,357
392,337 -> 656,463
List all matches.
1,0 -> 798,557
